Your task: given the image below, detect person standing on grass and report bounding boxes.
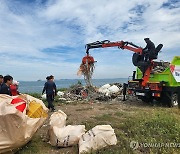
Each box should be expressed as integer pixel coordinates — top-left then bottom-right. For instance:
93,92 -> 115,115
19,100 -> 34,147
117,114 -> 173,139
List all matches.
0,75 -> 13,96
42,75 -> 57,112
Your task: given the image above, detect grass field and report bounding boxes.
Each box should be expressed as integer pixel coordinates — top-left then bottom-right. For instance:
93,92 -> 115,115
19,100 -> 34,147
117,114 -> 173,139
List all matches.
16,95 -> 180,154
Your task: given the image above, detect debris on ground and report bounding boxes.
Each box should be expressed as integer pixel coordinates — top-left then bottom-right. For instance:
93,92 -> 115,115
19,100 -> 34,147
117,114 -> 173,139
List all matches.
57,91 -> 64,97
79,125 -> 117,154
0,94 -> 48,153
40,55 -> 124,104
98,84 -> 122,96
48,110 -> 117,152
40,80 -> 124,103
52,82 -> 123,103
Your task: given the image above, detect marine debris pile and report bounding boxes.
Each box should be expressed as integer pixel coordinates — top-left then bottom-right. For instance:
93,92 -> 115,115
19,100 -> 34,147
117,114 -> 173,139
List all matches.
52,82 -> 123,103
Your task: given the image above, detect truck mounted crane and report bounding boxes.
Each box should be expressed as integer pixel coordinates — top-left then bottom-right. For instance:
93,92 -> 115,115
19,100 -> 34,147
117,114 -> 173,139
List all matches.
83,39 -> 163,87
81,39 -> 180,107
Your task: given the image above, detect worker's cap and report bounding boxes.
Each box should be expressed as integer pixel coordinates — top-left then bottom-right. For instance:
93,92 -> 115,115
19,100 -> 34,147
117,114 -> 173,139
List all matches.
46,76 -> 50,80
13,80 -> 19,85
49,75 -> 54,79
144,38 -> 150,41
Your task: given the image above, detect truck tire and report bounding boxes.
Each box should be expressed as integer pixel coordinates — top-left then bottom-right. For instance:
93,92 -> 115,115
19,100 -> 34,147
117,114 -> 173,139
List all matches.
132,53 -> 142,66
161,92 -> 178,107
170,93 -> 178,107
160,91 -> 171,107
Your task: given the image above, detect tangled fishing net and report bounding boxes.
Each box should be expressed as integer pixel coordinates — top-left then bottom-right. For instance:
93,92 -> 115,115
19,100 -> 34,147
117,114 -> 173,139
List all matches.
77,55 -> 95,86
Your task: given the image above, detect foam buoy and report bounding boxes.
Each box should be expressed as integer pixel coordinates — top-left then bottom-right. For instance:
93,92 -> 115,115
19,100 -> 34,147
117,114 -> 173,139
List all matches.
11,98 -> 26,112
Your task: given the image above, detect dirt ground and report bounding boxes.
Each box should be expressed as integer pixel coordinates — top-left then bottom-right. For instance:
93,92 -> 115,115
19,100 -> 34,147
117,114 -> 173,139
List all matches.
16,99 -> 180,154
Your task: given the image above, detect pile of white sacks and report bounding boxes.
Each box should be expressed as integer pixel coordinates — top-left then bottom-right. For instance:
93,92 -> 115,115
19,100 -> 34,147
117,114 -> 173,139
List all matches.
48,110 -> 117,153
98,84 -> 122,96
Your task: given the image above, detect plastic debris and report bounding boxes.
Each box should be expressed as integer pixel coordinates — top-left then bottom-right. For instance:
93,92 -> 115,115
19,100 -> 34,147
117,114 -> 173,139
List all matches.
41,94 -> 46,99
55,83 -> 123,102
57,91 -> 64,97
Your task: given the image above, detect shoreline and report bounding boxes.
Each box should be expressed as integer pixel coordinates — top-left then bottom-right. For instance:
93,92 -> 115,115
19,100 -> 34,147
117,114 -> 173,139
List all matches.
18,78 -> 128,93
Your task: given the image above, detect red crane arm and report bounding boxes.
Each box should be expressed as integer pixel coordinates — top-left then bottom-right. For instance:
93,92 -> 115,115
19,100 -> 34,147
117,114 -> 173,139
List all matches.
86,40 -> 143,55
84,40 -> 152,87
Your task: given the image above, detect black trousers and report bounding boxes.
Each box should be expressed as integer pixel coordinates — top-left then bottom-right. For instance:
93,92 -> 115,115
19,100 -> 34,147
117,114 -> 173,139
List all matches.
46,94 -> 54,110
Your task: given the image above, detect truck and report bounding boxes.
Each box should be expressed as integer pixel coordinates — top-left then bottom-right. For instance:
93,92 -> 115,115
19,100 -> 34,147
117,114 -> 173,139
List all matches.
82,39 -> 180,107
128,56 -> 180,107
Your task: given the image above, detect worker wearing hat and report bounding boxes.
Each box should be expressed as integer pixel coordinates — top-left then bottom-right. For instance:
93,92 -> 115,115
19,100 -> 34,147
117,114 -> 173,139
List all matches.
42,75 -> 57,112
144,38 -> 155,51
143,38 -> 156,61
10,80 -> 20,96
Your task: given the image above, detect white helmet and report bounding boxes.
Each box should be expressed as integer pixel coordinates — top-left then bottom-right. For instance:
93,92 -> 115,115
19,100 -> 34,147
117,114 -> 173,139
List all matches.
13,80 -> 19,85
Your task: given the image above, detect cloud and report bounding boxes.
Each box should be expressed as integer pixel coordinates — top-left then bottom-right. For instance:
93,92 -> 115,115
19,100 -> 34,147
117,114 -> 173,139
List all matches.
0,0 -> 179,81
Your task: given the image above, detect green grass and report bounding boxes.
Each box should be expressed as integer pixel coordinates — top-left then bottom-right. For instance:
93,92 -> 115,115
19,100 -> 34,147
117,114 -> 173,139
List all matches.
14,95 -> 180,154
28,93 -> 41,99
57,88 -> 68,91
114,111 -> 125,117
16,132 -> 78,154
88,108 -> 180,154
16,134 -> 52,154
76,107 -> 93,111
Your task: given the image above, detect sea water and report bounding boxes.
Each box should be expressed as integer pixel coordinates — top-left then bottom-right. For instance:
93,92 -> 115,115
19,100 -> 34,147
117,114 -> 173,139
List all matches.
18,78 -> 128,93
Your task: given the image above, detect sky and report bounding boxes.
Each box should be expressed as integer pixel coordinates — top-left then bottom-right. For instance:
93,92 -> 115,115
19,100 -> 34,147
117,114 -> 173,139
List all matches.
0,0 -> 179,81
